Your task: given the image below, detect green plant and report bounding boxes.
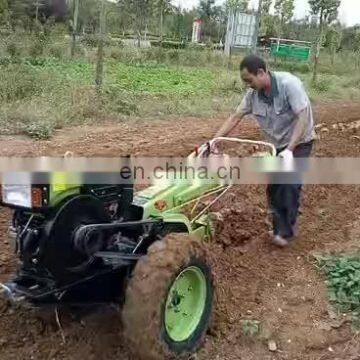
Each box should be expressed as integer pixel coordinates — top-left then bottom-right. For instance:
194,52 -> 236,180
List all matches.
48,45 -> 64,59
6,42 -> 20,58
0,66 -> 42,102
316,254 -> 360,325
241,320 -> 260,337
102,85 -> 138,115
21,121 -> 54,139
311,76 -> 333,92
29,39 -> 46,58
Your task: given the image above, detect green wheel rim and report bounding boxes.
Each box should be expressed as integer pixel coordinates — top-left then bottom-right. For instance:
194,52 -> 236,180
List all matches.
164,266 -> 207,342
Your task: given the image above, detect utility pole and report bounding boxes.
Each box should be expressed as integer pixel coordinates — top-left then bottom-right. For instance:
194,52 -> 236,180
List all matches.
95,0 -> 106,92
71,0 -> 79,58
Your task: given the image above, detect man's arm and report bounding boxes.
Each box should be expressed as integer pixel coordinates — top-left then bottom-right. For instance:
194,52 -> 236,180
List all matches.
283,77 -> 311,153
215,90 -> 252,138
215,111 -> 246,138
287,109 -> 308,152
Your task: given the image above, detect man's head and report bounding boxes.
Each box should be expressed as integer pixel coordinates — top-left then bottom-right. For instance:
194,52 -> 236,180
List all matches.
240,55 -> 269,91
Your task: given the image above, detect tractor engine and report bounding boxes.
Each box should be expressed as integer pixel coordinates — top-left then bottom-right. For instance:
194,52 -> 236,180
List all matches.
0,182 -> 149,304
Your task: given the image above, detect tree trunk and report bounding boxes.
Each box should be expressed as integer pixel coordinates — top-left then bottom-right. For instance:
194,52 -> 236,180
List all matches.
313,9 -> 323,83
95,0 -> 106,93
71,0 -> 79,58
160,7 -> 164,47
137,30 -> 141,48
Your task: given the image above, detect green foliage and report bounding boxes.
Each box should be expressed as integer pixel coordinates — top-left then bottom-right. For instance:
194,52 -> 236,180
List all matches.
325,27 -> 342,49
150,40 -> 186,49
316,255 -> 360,323
311,76 -> 333,92
102,85 -> 138,115
6,42 -> 20,58
81,33 -> 99,47
21,121 -> 54,139
29,39 -> 45,57
241,320 -> 260,337
270,59 -> 311,74
0,65 -> 43,102
354,31 -> 360,53
106,61 -> 215,96
308,0 -> 341,24
274,0 -> 295,24
225,0 -> 249,12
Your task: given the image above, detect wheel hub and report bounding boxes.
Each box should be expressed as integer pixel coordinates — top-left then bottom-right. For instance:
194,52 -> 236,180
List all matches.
164,266 -> 207,342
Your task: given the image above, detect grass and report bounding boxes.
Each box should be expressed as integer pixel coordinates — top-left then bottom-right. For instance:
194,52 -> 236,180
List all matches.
316,254 -> 360,327
0,34 -> 359,139
105,61 -> 215,96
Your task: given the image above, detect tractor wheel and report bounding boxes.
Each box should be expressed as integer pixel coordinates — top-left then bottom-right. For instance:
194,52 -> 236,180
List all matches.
122,233 -> 214,360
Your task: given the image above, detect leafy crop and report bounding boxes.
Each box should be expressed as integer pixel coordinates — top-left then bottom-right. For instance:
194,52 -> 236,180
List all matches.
316,254 -> 360,323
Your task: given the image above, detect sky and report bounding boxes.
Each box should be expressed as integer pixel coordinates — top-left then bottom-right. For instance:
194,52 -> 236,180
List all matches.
172,0 -> 360,26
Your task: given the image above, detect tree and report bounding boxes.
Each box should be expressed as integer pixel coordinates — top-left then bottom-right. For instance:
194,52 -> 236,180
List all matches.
225,0 -> 249,13
0,0 -> 9,27
309,0 -> 340,81
341,25 -> 360,51
260,0 -> 276,37
107,1 -> 131,36
121,0 -> 153,47
168,6 -> 196,41
261,0 -> 272,14
354,31 -> 360,68
95,0 -> 105,92
212,5 -> 227,42
8,0 -> 30,30
198,0 -> 215,20
274,0 -> 294,37
76,0 -> 100,34
70,0 -> 79,57
197,0 -> 216,41
154,0 -> 172,44
8,0 -> 67,31
325,26 -> 342,65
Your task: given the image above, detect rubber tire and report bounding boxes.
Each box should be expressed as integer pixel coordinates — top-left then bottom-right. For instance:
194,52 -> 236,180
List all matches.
122,233 -> 214,360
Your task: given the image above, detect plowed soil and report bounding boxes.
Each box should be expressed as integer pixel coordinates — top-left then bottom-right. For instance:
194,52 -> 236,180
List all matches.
1,102 -> 360,359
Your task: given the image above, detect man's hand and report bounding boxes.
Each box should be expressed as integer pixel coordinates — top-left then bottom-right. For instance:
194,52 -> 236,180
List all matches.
278,148 -> 294,171
197,141 -> 221,157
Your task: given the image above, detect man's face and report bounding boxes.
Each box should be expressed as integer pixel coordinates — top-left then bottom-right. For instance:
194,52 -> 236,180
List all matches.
240,67 -> 267,91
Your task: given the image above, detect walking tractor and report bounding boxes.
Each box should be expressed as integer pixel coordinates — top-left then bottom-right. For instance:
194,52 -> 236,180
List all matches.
0,138 -> 275,359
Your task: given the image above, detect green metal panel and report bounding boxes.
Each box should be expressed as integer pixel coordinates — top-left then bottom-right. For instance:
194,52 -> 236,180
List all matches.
270,43 -> 311,61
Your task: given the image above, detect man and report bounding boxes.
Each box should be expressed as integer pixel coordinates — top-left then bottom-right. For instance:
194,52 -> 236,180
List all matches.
214,55 -> 316,247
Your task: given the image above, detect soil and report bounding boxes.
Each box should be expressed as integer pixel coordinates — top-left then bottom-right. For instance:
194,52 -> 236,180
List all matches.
1,102 -> 360,359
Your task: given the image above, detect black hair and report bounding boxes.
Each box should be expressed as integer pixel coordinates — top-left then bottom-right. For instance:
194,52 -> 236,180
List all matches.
240,55 -> 267,75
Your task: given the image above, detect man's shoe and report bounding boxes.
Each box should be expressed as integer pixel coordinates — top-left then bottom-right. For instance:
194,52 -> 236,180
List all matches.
272,235 -> 290,248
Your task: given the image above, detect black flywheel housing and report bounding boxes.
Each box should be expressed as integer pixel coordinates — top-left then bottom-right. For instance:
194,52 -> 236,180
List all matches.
39,195 -> 111,283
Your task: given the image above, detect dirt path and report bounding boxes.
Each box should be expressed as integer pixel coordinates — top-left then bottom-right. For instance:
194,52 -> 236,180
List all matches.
1,102 -> 360,359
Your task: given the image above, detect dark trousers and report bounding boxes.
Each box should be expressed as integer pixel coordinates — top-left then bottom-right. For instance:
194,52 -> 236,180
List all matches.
267,141 -> 313,239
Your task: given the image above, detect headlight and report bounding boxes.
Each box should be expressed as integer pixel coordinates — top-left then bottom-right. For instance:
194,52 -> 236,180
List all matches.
2,185 -> 32,208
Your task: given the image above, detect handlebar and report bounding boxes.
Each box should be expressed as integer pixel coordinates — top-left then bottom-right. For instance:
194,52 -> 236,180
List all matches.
191,137 -> 277,158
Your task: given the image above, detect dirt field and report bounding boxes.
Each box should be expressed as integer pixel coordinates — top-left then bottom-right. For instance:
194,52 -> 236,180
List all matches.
1,102 -> 360,360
